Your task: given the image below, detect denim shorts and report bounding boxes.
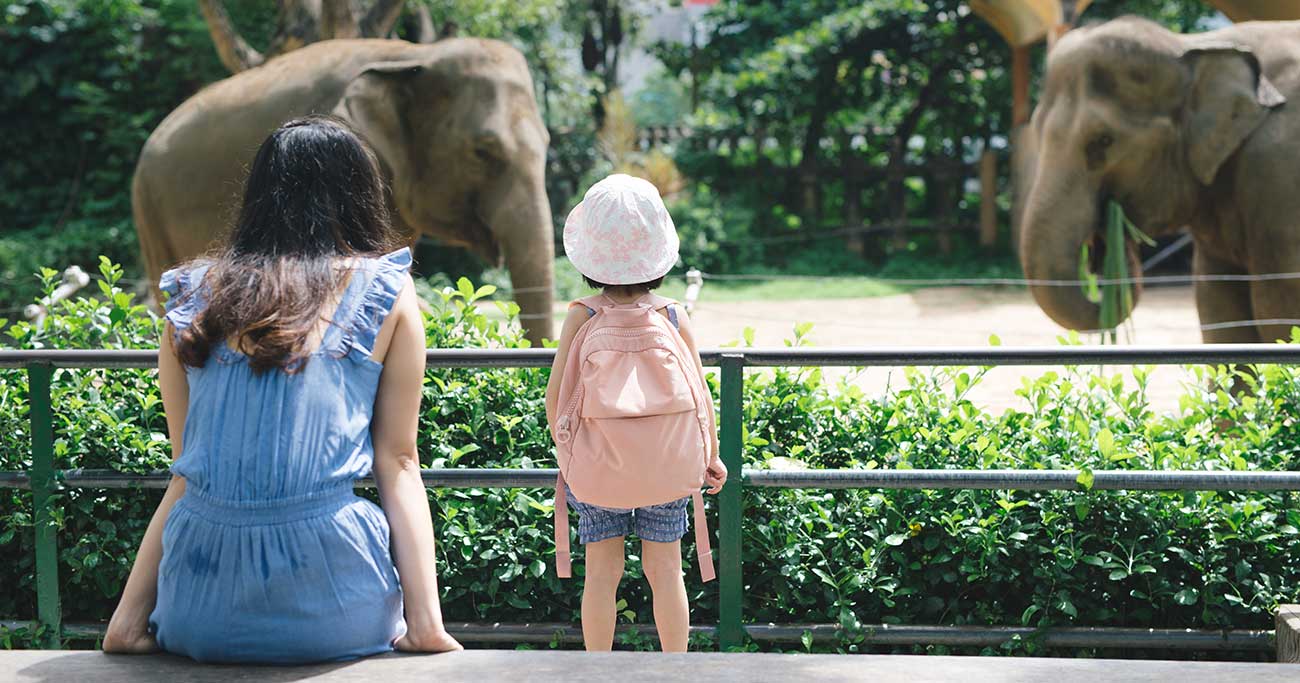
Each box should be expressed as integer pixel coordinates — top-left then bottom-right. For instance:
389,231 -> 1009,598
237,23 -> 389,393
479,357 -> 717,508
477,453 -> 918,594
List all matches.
565,488 -> 690,544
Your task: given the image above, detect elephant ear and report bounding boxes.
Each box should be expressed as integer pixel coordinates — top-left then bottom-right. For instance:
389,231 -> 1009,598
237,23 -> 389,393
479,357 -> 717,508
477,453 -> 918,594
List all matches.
331,60 -> 429,183
1181,43 -> 1286,186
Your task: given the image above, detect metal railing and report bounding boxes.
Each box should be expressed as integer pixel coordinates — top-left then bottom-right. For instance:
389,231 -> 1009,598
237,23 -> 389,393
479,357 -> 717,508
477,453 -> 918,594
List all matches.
3,345 -> 1300,654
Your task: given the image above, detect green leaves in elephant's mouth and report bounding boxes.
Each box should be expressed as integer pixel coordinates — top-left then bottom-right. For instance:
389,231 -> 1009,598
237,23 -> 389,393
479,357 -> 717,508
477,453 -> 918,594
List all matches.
1078,201 -> 1155,342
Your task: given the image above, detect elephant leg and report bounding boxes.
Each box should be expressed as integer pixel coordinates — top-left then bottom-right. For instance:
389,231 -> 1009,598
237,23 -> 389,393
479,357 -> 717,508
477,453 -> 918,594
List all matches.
1194,250 -> 1259,397
1247,269 -> 1300,344
1193,250 -> 1259,344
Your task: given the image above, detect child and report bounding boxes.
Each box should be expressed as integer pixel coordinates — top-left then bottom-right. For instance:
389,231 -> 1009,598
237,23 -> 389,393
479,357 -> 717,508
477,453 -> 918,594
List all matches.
545,174 -> 727,652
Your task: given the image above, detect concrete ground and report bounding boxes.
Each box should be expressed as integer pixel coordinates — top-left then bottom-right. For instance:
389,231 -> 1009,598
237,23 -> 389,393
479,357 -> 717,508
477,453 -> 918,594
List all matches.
5,650 -> 1297,683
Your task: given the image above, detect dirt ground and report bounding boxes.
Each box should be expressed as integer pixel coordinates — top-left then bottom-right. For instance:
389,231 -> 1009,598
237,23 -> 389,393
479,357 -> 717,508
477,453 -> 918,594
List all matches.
684,285 -> 1207,413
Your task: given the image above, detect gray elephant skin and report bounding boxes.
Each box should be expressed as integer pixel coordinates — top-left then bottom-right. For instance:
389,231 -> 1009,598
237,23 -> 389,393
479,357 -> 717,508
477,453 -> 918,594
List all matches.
1020,16 -> 1299,343
133,38 -> 554,342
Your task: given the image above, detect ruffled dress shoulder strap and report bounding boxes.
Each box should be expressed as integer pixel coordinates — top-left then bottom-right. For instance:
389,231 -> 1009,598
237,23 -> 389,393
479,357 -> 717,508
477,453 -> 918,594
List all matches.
158,262 -> 213,339
333,247 -> 413,359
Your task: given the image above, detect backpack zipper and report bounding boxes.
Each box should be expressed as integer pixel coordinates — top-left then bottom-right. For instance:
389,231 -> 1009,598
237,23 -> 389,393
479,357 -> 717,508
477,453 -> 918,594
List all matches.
554,384 -> 583,443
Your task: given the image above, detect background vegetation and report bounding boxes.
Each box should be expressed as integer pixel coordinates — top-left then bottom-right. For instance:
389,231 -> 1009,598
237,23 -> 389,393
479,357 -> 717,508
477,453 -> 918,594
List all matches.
1,0 -> 1224,311
1,267 -> 1297,654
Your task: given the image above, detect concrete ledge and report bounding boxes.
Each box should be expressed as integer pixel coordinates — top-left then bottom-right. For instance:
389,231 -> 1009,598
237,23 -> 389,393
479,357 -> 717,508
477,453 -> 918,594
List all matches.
1278,604 -> 1300,663
3,649 -> 1298,683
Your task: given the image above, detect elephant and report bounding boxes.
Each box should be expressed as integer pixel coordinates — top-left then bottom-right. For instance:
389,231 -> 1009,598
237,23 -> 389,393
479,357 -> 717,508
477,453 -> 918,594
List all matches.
1019,16 -> 1300,344
133,38 -> 554,342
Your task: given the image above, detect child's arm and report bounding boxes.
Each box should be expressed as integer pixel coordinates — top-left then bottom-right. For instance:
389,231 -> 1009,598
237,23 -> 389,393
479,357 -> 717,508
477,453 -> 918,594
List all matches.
103,325 -> 189,654
674,308 -> 727,494
545,306 -> 591,426
371,281 -> 461,653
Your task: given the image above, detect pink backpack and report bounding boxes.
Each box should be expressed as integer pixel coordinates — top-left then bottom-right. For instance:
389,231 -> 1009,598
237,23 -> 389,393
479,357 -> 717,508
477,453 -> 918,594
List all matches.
551,293 -> 717,582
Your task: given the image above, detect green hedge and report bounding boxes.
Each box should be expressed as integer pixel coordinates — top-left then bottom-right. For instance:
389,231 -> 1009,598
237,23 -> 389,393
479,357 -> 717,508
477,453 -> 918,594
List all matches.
2,260 -> 1299,653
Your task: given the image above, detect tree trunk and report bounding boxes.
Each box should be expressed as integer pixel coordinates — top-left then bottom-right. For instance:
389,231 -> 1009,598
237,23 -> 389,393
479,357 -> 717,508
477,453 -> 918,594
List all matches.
884,48 -> 960,249
321,0 -> 355,39
359,0 -> 407,38
198,0 -> 266,72
888,137 -> 908,249
979,148 -> 998,247
262,0 -> 328,63
798,72 -> 832,231
841,133 -> 865,257
936,169 -> 955,256
413,4 -> 436,43
200,0 -> 408,74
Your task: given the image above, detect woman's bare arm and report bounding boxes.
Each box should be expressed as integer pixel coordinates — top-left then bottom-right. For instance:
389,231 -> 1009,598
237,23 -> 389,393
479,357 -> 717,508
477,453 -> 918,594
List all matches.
103,325 -> 190,653
370,280 -> 461,653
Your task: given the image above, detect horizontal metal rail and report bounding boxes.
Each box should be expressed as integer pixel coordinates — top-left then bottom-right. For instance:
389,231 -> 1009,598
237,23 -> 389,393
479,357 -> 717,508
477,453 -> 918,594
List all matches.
744,469 -> 1300,491
8,468 -> 1300,493
0,620 -> 1271,651
4,344 -> 1300,369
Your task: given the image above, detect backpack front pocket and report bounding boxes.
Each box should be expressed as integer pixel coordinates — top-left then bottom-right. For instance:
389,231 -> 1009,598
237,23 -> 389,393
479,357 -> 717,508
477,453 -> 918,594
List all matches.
580,348 -> 695,418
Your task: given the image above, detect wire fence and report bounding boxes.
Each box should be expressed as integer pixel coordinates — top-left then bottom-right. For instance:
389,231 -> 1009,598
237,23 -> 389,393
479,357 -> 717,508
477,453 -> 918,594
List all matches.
11,252 -> 1300,339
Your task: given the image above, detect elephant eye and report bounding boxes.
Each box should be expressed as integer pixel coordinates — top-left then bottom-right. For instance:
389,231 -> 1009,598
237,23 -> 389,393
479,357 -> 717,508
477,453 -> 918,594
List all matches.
1086,134 -> 1114,168
474,134 -> 504,165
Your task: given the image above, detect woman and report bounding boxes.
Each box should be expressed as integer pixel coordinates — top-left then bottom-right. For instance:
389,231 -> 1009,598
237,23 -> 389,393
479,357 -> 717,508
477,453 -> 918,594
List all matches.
102,116 -> 461,663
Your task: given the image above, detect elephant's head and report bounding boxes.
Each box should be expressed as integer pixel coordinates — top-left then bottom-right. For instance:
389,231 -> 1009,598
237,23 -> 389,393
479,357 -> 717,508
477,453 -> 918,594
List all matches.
332,39 -> 554,342
1020,17 -> 1284,331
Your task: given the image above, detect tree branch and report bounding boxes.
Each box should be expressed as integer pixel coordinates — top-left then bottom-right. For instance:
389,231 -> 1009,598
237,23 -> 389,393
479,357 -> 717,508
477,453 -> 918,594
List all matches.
414,4 -> 436,43
360,0 -> 406,38
322,0 -> 359,39
264,0 -> 326,60
198,0 -> 265,72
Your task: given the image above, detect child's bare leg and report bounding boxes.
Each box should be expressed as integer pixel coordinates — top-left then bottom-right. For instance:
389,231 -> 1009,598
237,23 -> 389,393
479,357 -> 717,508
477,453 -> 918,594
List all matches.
641,539 -> 688,652
581,536 -> 625,651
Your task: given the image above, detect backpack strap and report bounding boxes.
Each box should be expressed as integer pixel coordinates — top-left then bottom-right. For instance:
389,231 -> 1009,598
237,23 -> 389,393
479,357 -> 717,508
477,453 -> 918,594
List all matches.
571,295 -> 612,318
692,491 -> 716,582
567,301 -> 597,318
573,294 -> 681,328
554,472 -> 572,578
554,477 -> 713,583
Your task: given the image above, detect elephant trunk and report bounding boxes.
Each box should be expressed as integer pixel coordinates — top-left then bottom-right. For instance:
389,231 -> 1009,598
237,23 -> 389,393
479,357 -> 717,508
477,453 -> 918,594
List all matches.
1019,178 -> 1142,332
485,177 -> 555,344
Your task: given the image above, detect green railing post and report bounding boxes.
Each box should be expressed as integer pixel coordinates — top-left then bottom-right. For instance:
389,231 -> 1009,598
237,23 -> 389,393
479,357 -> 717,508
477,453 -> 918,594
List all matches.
717,353 -> 745,650
29,363 -> 61,649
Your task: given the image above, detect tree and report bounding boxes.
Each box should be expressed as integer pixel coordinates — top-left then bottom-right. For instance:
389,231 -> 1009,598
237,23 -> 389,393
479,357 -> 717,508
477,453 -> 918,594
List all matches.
198,0 -> 423,73
655,0 -> 1009,239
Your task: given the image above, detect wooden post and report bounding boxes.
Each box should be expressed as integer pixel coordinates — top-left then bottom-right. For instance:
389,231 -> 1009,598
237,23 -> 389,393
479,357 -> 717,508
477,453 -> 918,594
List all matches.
889,137 -> 908,249
936,173 -> 954,256
1012,45 -> 1031,127
1047,22 -> 1070,52
841,133 -> 865,256
979,149 -> 998,247
1278,605 -> 1300,663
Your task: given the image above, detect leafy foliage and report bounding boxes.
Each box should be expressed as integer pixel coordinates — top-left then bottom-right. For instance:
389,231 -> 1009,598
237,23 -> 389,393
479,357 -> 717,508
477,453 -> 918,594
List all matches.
3,262 -> 1300,654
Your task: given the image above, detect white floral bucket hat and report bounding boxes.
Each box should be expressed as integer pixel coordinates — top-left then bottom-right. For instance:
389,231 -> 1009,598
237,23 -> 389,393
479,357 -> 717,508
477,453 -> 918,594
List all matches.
563,174 -> 680,285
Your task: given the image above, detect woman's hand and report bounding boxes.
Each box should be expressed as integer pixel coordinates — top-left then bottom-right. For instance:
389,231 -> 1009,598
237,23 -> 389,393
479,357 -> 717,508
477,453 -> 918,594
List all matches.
705,459 -> 728,494
394,627 -> 463,653
102,618 -> 158,654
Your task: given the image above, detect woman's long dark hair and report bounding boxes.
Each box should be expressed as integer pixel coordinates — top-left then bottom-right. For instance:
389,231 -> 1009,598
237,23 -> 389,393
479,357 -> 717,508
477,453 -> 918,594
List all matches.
174,116 -> 402,374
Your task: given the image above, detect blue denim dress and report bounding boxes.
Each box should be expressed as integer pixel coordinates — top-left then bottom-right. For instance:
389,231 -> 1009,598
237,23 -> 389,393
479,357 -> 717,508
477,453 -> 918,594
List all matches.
147,248 -> 412,664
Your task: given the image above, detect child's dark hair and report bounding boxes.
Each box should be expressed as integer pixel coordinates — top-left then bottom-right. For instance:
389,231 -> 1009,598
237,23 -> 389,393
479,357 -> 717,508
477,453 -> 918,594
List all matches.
583,275 -> 666,294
